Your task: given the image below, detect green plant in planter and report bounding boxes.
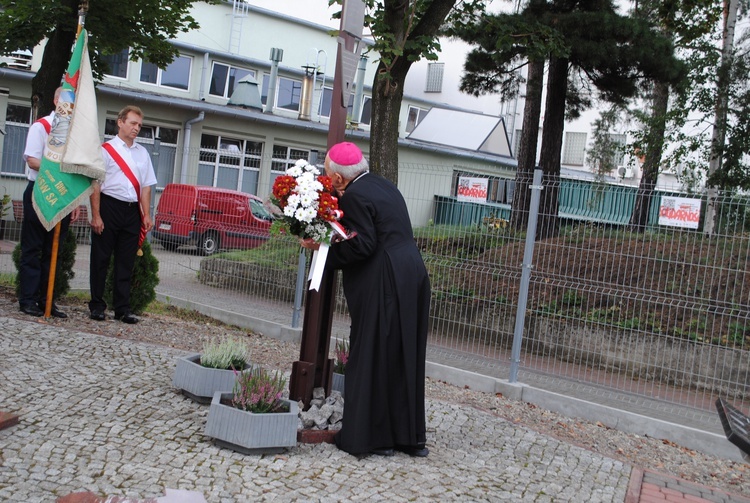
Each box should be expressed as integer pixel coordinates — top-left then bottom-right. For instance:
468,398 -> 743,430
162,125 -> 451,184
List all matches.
13,229 -> 77,299
333,338 -> 349,375
103,239 -> 159,314
232,366 -> 288,413
200,335 -> 251,370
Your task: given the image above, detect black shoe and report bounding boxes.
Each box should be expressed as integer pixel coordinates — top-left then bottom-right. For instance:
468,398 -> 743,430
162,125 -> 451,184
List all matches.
370,447 -> 395,457
114,312 -> 138,324
20,304 -> 44,317
90,310 -> 106,321
396,445 -> 429,457
38,303 -> 68,319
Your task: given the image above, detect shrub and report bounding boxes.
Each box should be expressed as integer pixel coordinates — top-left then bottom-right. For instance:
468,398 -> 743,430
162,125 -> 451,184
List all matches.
13,228 -> 77,300
200,335 -> 251,370
232,366 -> 288,413
333,338 -> 349,375
104,239 -> 159,314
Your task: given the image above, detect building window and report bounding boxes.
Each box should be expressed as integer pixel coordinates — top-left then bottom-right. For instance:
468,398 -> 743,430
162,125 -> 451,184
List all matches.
271,145 -> 310,175
425,63 -> 444,93
260,75 -> 302,111
360,96 -> 372,125
1,104 -> 32,175
209,63 -> 255,99
318,86 -> 333,118
140,55 -> 191,90
102,48 -> 129,79
562,132 -> 587,166
609,133 -> 627,166
276,77 -> 302,111
105,119 -> 179,189
198,134 -> 264,194
406,106 -> 429,134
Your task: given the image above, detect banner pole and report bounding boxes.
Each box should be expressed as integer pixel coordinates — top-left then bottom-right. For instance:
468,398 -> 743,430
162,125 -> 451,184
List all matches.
43,2 -> 88,319
43,223 -> 62,318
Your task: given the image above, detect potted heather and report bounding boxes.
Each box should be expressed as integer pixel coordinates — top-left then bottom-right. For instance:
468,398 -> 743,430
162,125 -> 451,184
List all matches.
331,338 -> 349,395
172,335 -> 252,403
204,366 -> 298,454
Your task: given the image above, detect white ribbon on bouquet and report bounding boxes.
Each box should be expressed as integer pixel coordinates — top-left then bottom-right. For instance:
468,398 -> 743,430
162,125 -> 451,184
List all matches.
308,220 -> 350,291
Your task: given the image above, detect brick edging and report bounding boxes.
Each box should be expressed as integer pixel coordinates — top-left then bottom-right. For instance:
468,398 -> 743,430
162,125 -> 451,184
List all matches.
625,467 -> 644,503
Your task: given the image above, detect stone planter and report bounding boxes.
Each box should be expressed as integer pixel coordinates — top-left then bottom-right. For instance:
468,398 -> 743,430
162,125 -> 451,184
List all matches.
331,372 -> 345,395
205,393 -> 298,454
172,353 -> 251,404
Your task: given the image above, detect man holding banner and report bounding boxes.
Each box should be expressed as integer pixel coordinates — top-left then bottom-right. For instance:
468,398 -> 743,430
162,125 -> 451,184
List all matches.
18,87 -> 76,318
29,27 -> 106,318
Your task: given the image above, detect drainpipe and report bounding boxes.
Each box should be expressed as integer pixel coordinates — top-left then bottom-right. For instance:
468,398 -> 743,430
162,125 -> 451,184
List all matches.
264,48 -> 284,114
180,112 -> 205,185
350,55 -> 368,124
199,52 -> 209,101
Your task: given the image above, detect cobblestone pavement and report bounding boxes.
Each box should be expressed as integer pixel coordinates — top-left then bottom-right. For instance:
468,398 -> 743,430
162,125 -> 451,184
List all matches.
0,316 -> 632,502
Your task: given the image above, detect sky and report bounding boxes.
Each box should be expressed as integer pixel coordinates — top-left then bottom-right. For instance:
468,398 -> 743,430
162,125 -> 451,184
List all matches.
245,0 -> 513,30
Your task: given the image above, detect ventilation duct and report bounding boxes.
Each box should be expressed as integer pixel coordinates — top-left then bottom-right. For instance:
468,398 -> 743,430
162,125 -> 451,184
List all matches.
264,48 -> 284,114
298,66 -> 315,121
228,75 -> 263,110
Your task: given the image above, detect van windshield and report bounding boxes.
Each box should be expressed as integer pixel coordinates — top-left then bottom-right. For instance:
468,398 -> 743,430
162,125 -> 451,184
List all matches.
250,199 -> 274,221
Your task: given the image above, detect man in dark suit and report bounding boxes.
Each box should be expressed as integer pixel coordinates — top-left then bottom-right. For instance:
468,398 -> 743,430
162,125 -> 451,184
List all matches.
306,141 -> 431,458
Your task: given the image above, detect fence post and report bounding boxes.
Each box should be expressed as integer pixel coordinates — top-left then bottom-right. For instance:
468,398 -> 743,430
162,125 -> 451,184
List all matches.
509,168 -> 543,383
292,248 -> 306,328
148,137 -> 161,244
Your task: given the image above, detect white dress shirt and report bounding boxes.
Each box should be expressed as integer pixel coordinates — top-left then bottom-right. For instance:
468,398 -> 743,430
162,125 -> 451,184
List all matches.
100,136 -> 157,202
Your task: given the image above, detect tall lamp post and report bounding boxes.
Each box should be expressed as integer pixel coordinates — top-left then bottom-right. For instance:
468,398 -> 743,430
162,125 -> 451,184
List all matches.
289,0 -> 365,407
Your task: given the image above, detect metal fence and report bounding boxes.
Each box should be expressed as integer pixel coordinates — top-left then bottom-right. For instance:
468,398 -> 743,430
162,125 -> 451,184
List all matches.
2,141 -> 749,435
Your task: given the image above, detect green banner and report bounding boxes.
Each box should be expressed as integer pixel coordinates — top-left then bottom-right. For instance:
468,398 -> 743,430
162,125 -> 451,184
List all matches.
32,29 -> 104,230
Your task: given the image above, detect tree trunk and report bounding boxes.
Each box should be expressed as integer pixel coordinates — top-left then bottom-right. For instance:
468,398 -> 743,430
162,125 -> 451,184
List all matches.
369,61 -> 409,185
704,0 -> 738,235
30,23 -> 77,119
630,81 -> 669,230
536,56 -> 568,240
510,59 -> 545,232
367,0 -> 459,185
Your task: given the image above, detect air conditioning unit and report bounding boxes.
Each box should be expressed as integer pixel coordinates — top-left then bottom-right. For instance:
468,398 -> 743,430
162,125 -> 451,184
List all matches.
617,166 -> 634,178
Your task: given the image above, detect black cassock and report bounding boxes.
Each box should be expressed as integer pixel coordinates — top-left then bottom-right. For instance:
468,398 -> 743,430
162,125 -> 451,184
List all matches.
328,172 -> 431,455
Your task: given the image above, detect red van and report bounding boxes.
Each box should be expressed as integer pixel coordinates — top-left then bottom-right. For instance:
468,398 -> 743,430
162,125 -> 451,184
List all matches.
153,184 -> 273,255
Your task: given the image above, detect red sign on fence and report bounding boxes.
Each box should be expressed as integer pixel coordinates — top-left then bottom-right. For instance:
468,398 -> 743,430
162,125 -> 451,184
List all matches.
658,196 -> 701,229
457,177 -> 488,203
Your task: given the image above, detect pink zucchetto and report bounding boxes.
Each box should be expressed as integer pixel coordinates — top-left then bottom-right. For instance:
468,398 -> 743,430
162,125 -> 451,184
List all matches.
328,142 -> 363,166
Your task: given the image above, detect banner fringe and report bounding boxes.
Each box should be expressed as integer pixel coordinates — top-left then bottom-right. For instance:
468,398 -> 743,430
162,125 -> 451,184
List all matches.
32,184 -> 93,232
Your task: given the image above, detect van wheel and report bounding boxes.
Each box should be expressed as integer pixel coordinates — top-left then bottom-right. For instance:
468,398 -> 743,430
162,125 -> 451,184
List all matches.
199,232 -> 220,256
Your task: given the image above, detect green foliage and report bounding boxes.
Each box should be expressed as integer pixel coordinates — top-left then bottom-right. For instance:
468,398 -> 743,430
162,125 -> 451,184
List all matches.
0,192 -> 10,220
330,0 -> 488,83
13,228 -> 77,299
211,237 -> 301,270
104,239 -> 159,315
200,336 -> 251,370
452,0 -> 682,105
0,0 -> 216,114
0,0 -> 212,74
232,367 -> 288,414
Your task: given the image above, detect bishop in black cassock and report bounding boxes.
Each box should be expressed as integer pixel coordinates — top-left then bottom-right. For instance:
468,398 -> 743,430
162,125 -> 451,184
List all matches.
320,142 -> 431,458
